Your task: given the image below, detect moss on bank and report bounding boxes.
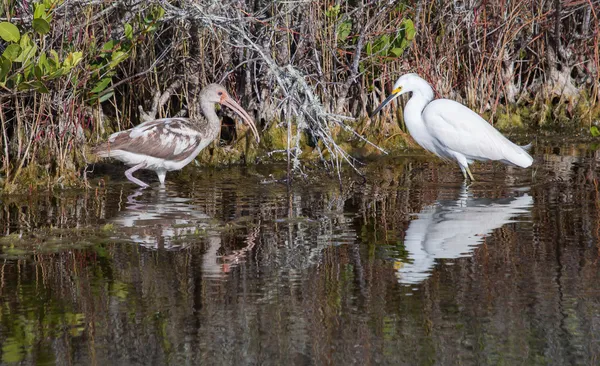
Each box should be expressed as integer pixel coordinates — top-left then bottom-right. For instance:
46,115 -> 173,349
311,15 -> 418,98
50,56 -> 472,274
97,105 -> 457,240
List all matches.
1,101 -> 599,194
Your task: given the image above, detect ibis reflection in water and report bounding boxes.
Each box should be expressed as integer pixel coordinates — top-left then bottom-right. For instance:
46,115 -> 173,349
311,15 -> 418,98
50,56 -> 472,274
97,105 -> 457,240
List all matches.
396,186 -> 533,285
109,188 -> 259,275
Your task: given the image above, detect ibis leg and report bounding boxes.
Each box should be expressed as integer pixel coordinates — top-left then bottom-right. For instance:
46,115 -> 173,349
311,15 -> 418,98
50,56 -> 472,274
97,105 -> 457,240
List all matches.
125,163 -> 150,188
156,170 -> 167,187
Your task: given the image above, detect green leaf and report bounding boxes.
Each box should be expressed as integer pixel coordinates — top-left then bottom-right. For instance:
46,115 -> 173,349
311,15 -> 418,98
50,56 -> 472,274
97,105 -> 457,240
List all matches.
372,34 -> 390,54
124,23 -> 133,40
109,50 -> 128,68
64,51 -> 83,69
519,49 -> 526,59
12,73 -> 22,86
2,44 -> 21,61
0,58 -> 11,81
18,80 -> 49,93
50,49 -> 60,66
98,91 -> 114,103
0,22 -> 20,42
23,62 -> 33,79
34,65 -> 43,79
154,6 -> 165,19
101,40 -> 115,52
14,42 -> 37,65
34,3 -> 46,19
325,5 -> 340,18
366,42 -> 372,56
17,81 -> 32,90
2,339 -> 25,363
47,67 -> 64,79
32,18 -> 50,35
401,19 -> 416,41
90,77 -> 111,93
591,125 -> 600,137
390,47 -> 404,57
30,80 -> 49,93
337,21 -> 352,42
72,51 -> 83,66
19,33 -> 30,48
38,52 -> 48,72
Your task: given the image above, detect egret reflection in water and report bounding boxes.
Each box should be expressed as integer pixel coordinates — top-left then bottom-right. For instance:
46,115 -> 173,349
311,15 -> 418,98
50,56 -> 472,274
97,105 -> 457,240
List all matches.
397,186 -> 533,285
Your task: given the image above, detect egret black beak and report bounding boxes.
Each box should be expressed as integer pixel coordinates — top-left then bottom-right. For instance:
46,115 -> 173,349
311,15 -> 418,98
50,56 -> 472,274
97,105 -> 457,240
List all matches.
370,87 -> 402,118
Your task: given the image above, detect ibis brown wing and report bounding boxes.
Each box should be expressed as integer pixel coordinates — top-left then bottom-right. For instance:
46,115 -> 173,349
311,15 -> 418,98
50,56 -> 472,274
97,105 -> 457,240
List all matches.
104,119 -> 204,161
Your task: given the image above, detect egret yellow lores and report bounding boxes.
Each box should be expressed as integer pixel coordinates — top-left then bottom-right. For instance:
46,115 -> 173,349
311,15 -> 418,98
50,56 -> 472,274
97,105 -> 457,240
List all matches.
371,73 -> 533,181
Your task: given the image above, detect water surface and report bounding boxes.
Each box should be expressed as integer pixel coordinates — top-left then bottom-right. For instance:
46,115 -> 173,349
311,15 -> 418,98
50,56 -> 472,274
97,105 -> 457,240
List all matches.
1,143 -> 599,365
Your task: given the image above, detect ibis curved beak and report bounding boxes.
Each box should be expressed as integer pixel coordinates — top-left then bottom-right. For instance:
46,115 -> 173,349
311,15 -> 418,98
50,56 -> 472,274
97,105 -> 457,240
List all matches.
222,97 -> 260,143
370,87 -> 402,118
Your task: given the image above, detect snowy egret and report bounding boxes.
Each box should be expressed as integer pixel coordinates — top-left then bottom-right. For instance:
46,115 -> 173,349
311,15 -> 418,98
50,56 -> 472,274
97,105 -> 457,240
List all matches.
371,73 -> 533,181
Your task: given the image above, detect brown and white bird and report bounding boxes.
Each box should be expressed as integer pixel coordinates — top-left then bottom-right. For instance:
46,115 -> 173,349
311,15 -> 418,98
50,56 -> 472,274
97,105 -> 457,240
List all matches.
93,84 -> 260,188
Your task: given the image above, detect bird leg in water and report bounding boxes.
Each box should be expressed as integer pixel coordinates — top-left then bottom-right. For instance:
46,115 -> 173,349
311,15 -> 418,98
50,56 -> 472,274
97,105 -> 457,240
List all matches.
459,165 -> 476,182
125,162 -> 150,188
156,169 -> 167,187
466,166 -> 476,182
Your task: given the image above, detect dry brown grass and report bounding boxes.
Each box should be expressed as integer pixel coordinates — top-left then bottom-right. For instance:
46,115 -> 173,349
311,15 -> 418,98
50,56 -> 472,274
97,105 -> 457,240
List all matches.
0,0 -> 598,191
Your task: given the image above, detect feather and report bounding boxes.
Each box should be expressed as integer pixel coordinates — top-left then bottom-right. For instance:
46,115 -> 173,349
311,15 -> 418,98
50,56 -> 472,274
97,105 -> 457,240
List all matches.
93,118 -> 211,162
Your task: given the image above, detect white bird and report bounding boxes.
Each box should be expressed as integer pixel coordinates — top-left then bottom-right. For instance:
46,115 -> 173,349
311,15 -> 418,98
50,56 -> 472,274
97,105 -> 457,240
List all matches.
93,84 -> 259,188
396,187 -> 533,285
371,73 -> 533,181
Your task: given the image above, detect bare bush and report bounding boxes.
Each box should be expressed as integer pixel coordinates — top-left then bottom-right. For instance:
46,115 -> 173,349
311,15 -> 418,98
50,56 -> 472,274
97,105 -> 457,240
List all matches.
0,0 -> 598,191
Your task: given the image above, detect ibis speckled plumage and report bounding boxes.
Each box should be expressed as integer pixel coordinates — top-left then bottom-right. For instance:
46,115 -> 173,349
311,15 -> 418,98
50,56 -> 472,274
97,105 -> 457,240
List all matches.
93,84 -> 259,188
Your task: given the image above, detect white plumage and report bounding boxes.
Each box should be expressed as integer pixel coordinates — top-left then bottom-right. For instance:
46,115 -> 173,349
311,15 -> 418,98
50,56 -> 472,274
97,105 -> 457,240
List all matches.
371,73 -> 533,180
397,188 -> 533,285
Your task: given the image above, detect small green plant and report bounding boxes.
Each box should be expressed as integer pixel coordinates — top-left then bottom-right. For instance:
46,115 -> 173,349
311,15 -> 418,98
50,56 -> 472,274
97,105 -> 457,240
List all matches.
365,18 -> 415,58
325,5 -> 352,42
0,0 -> 82,93
86,5 -> 165,103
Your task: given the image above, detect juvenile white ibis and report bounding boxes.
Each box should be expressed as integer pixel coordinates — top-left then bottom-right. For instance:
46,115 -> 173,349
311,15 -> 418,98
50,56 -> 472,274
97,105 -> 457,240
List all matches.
93,84 -> 260,188
371,73 -> 533,181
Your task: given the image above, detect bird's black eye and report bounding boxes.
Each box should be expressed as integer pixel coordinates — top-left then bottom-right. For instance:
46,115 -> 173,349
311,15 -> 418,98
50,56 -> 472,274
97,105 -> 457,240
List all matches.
218,91 -> 223,96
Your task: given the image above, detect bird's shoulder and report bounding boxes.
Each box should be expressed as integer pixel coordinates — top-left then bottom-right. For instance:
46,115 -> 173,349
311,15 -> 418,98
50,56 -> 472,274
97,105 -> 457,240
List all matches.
132,118 -> 198,138
423,99 -> 487,128
423,99 -> 505,140
108,118 -> 197,141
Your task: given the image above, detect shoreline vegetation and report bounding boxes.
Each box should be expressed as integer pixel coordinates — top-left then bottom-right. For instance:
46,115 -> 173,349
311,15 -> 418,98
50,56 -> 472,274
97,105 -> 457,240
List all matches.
0,0 -> 598,192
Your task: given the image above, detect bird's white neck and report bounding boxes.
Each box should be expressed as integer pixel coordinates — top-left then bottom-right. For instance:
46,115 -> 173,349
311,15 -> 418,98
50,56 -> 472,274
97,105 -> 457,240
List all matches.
403,85 -> 436,153
198,100 -> 222,139
200,100 -> 219,126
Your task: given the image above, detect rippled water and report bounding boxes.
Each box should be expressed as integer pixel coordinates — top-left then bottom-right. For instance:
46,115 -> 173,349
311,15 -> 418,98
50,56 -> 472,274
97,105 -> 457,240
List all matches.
1,143 -> 599,365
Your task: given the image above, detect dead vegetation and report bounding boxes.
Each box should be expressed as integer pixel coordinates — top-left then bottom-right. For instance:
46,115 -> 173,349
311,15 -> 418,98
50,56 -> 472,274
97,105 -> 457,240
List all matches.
0,0 -> 598,191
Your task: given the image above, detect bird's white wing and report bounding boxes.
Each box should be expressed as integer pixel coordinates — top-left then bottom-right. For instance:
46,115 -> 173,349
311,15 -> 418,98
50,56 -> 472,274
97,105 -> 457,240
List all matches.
422,99 -> 532,167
